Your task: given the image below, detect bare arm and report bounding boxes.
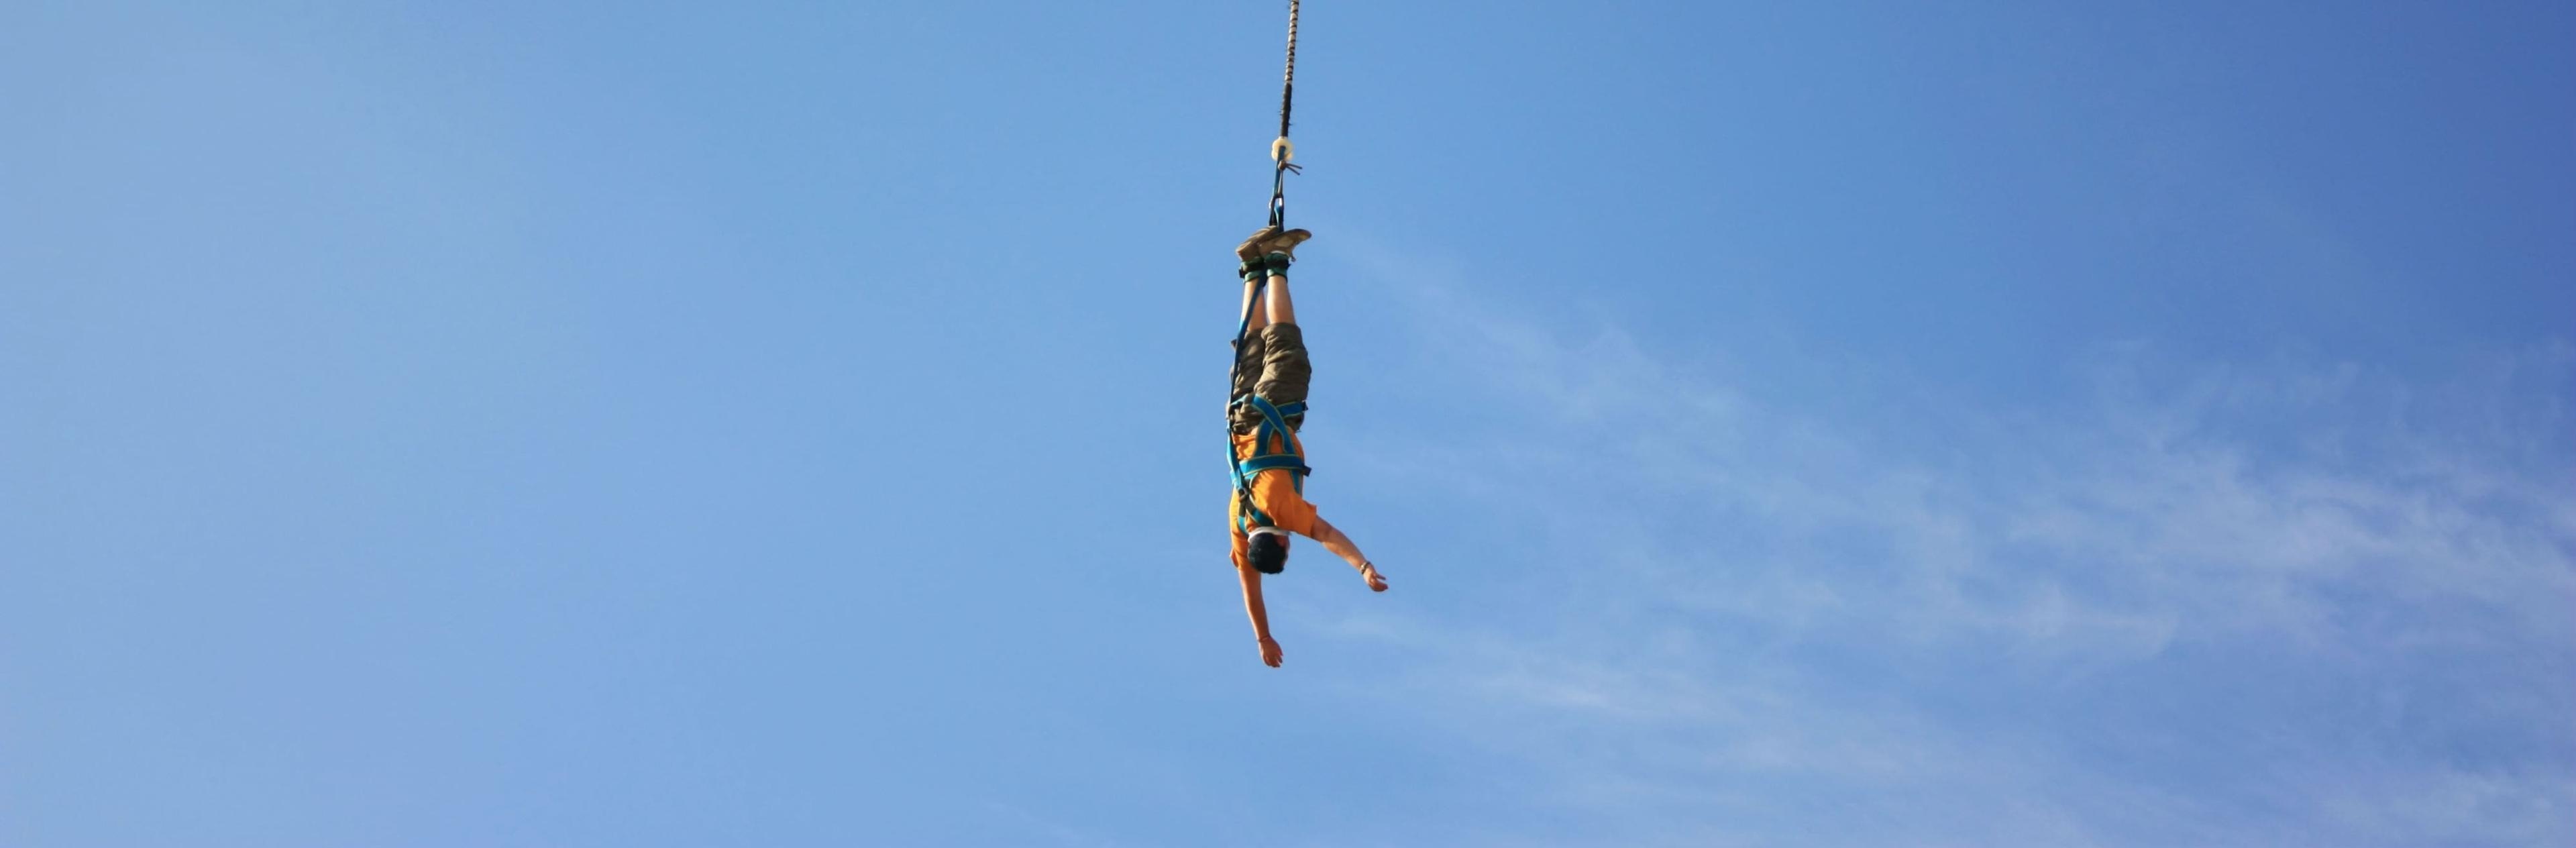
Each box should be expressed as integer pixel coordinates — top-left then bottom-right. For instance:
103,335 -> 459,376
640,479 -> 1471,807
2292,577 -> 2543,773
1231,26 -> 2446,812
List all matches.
1308,517 -> 1389,592
1236,563 -> 1284,667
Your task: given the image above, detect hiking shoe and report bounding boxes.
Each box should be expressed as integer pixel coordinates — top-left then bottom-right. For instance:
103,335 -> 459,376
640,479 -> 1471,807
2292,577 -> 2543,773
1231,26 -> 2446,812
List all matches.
1234,225 -> 1313,264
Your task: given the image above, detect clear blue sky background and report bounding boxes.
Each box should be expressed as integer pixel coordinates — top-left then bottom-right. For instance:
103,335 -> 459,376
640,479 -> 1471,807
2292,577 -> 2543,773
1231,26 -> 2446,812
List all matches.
5,2 -> 2571,845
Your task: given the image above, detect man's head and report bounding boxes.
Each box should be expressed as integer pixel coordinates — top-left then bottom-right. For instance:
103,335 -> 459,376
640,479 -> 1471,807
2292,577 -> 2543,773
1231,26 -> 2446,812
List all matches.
1248,527 -> 1289,574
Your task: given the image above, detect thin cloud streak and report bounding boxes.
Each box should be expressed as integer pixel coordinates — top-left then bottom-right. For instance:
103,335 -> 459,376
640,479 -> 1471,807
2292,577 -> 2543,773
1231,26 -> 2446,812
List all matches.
1306,250 -> 2576,847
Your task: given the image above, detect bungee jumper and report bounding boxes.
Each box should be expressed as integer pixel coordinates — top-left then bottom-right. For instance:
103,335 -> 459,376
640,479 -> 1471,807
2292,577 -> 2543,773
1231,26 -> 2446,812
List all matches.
1227,225 -> 1387,668
1224,0 -> 1385,669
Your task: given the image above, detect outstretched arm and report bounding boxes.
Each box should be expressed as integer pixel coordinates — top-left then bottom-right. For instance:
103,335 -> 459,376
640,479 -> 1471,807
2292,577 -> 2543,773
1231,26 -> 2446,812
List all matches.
1236,564 -> 1285,667
1308,517 -> 1389,592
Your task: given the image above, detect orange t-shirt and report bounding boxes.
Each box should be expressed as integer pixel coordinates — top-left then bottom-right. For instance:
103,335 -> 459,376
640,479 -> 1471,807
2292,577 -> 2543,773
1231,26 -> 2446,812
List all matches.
1229,427 -> 1321,570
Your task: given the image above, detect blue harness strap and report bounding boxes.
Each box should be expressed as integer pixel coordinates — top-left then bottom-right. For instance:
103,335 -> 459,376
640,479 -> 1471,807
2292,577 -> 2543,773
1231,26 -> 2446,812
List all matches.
1230,393 -> 1312,532
1236,454 -> 1310,476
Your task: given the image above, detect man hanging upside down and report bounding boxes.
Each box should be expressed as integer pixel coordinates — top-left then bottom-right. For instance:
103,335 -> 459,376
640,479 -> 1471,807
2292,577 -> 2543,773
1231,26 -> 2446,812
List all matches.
1228,225 -> 1388,668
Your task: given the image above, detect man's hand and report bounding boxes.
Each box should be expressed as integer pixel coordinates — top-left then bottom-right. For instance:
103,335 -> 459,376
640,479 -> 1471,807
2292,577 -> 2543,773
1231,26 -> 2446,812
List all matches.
1359,561 -> 1388,592
1258,636 -> 1285,668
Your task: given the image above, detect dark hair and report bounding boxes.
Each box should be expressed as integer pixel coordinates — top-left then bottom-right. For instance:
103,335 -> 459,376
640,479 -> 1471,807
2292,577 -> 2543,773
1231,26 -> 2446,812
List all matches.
1248,533 -> 1288,574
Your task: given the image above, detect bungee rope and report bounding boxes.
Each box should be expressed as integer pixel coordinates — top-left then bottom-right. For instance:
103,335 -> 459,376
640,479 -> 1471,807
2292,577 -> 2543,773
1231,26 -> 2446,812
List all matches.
1232,0 -> 1303,545
1267,0 -> 1301,227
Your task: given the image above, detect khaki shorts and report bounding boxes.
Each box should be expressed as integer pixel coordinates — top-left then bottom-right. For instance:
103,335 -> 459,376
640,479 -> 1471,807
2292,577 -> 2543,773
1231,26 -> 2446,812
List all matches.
1230,323 -> 1311,433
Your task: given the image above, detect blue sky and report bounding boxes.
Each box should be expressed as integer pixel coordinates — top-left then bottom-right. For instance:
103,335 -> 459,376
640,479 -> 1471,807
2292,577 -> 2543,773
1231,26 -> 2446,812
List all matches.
3,1 -> 2570,845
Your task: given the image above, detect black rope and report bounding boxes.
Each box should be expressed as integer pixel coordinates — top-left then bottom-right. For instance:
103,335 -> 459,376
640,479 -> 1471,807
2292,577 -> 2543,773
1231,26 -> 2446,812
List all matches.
1279,0 -> 1297,138
1268,0 -> 1299,227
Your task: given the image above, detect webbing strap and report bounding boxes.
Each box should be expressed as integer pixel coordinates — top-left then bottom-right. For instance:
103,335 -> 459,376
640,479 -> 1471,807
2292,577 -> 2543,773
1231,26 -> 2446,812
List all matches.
1235,395 -> 1305,421
1232,391 -> 1312,510
1234,396 -> 1308,464
1236,454 -> 1311,478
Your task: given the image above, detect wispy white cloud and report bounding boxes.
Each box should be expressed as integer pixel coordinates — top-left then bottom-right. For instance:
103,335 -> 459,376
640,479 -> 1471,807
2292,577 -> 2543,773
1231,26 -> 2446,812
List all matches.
1299,254 -> 2576,846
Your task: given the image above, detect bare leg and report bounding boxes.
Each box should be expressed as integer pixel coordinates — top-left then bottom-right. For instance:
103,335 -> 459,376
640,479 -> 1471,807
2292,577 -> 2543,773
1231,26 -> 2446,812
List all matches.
1263,274 -> 1296,326
1240,277 -> 1270,333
